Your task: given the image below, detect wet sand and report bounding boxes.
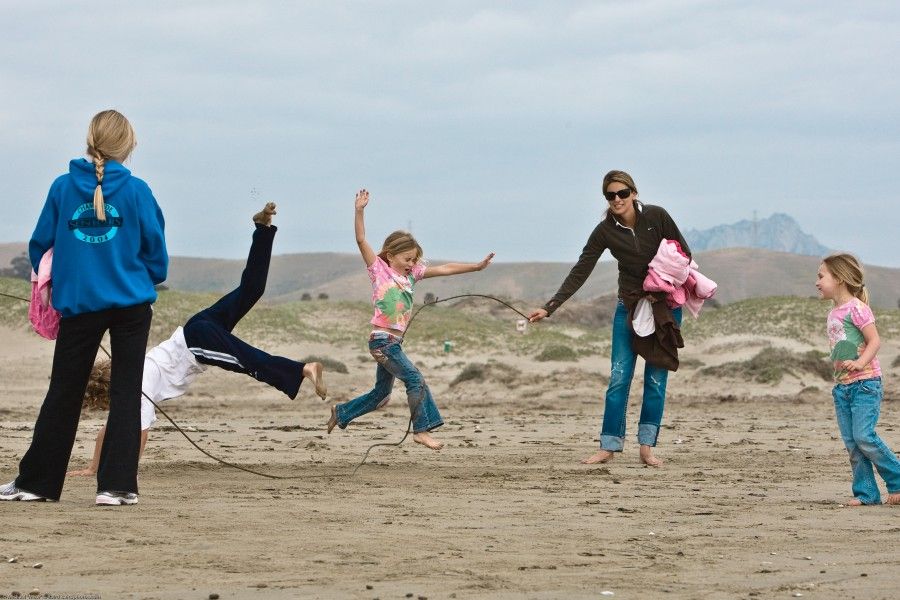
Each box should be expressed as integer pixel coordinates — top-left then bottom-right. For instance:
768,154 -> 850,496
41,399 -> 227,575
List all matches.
2,324 -> 899,599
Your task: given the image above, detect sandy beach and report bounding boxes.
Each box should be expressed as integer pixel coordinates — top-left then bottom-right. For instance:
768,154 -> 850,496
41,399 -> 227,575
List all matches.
2,302 -> 899,599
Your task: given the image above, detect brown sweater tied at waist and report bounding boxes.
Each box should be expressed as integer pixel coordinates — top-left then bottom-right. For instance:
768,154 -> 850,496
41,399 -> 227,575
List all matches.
621,290 -> 683,372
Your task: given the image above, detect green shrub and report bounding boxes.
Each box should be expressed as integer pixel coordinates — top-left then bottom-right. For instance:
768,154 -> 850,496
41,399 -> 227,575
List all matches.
535,345 -> 579,362
302,356 -> 348,374
699,347 -> 831,384
450,361 -> 523,387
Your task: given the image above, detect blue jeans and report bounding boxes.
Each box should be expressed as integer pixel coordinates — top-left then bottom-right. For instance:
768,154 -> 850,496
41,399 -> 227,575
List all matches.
832,377 -> 900,504
600,301 -> 682,451
335,333 -> 443,433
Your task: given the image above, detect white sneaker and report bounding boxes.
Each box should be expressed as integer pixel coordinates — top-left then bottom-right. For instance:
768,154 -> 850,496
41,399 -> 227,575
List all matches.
96,491 -> 139,506
0,481 -> 50,502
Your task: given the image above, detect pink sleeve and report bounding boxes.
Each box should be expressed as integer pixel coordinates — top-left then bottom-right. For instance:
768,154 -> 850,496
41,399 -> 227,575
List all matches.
367,256 -> 387,283
411,262 -> 427,281
850,303 -> 875,330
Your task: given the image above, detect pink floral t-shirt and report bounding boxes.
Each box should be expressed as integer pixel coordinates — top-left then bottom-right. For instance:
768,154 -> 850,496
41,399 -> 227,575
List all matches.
827,298 -> 881,384
368,256 -> 427,333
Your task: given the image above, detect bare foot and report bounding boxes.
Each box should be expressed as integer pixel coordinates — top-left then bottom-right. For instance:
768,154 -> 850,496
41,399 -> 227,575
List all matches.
639,445 -> 663,467
303,362 -> 327,400
66,468 -> 96,477
845,498 -> 863,506
326,405 -> 338,434
253,202 -> 277,226
413,432 -> 444,450
886,493 -> 900,505
581,450 -> 615,464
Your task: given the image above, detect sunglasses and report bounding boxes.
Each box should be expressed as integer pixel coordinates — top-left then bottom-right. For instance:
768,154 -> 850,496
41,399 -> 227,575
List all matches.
604,188 -> 632,202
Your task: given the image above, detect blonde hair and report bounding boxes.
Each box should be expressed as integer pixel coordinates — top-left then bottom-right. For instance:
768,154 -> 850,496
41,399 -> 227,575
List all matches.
378,230 -> 423,263
822,253 -> 869,305
86,110 -> 136,221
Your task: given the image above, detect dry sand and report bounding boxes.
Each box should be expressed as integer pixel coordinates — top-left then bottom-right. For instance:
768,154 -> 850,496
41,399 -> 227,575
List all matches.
2,324 -> 899,600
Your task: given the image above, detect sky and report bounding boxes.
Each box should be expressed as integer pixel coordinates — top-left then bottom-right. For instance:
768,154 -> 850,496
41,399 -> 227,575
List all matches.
1,1 -> 898,266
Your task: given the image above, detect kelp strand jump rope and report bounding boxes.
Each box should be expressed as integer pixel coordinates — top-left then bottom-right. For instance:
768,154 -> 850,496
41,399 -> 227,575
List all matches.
1,290 -> 531,478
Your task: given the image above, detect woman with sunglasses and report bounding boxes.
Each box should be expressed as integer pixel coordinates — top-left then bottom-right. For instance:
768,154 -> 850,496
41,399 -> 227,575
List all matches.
529,170 -> 691,467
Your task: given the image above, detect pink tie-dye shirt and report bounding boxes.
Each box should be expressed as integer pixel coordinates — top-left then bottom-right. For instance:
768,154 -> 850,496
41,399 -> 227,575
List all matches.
827,298 -> 881,384
368,256 -> 427,333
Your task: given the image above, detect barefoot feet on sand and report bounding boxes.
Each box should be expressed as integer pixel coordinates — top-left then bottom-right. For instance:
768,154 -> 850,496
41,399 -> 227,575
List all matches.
413,432 -> 444,450
327,405 -> 338,434
640,445 -> 663,467
581,450 -> 615,464
253,202 -> 277,226
303,362 -> 327,400
845,498 -> 863,506
887,493 -> 900,505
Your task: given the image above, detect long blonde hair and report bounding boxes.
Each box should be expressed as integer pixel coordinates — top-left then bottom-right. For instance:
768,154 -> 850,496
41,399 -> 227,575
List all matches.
378,230 -> 423,264
86,110 -> 136,221
822,252 -> 869,305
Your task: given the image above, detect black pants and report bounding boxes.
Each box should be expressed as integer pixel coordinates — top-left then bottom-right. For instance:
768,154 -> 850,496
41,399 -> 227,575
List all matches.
16,302 -> 152,500
183,224 -> 304,399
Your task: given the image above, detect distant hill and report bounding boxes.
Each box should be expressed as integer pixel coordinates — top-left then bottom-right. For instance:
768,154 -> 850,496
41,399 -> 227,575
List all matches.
683,213 -> 830,256
170,247 -> 900,309
3,239 -> 898,309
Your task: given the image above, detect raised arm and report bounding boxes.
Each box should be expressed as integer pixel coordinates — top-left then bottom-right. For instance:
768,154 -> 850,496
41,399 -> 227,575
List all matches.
422,252 -> 495,279
354,189 -> 377,267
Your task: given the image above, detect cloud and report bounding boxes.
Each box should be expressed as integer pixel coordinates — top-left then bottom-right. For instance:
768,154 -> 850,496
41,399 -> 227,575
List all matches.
1,1 -> 898,267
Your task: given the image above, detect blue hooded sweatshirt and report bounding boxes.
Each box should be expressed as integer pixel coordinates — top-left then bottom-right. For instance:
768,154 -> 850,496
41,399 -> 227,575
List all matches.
29,158 -> 168,317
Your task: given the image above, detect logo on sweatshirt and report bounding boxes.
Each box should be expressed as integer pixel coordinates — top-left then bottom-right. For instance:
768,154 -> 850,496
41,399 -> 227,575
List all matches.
68,203 -> 123,244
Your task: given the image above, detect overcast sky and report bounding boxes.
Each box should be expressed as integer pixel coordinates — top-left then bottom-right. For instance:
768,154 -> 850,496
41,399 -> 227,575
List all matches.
2,1 -> 898,267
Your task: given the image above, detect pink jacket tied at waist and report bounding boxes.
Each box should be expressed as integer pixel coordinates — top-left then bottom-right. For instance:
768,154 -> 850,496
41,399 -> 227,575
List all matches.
29,248 -> 61,339
643,239 -> 717,318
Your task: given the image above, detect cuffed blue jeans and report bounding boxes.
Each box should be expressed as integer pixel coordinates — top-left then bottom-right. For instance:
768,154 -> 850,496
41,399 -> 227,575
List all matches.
335,333 -> 443,433
599,300 -> 682,451
832,377 -> 900,504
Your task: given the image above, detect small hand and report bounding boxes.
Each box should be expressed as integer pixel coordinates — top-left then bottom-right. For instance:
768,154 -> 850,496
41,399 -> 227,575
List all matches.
355,189 -> 370,210
66,467 -> 96,477
475,252 -> 495,271
529,308 -> 548,323
841,359 -> 865,372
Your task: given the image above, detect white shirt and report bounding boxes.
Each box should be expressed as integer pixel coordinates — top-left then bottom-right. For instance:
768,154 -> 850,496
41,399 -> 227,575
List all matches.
140,326 -> 207,430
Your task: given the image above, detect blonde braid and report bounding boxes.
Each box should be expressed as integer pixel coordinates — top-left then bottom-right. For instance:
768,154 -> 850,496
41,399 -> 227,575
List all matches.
92,155 -> 106,222
85,109 -> 136,223
86,129 -> 107,222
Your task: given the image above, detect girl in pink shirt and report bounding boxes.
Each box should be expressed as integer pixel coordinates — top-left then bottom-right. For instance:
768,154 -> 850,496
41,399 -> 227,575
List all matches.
327,189 -> 494,450
817,253 -> 899,506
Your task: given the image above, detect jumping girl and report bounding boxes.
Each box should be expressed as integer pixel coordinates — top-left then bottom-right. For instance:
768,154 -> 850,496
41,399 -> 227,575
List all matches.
327,189 -> 494,450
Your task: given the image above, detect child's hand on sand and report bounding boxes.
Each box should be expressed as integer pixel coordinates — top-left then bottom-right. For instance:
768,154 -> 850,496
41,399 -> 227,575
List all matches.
355,189 -> 370,211
66,467 -> 96,477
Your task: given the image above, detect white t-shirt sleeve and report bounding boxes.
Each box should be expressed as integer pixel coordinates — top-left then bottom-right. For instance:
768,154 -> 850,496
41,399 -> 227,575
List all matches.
139,359 -> 162,430
140,395 -> 157,431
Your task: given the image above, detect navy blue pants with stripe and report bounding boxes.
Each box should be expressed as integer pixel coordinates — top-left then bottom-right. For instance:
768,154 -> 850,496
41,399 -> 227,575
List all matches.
183,224 -> 305,399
